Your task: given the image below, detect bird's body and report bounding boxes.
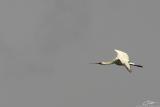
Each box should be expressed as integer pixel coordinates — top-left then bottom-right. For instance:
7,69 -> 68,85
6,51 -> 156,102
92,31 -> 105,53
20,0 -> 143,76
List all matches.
92,49 -> 143,73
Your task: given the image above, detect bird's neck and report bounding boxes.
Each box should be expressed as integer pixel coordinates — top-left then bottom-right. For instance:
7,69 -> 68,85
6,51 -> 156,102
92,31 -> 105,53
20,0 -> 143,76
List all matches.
101,61 -> 113,65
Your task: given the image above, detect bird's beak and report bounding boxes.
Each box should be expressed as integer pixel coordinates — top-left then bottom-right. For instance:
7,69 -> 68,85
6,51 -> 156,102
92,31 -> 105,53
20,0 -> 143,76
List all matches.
90,62 -> 101,64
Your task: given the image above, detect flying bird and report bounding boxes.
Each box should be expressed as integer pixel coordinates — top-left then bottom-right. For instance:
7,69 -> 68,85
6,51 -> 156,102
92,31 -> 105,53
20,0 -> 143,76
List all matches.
91,49 -> 143,73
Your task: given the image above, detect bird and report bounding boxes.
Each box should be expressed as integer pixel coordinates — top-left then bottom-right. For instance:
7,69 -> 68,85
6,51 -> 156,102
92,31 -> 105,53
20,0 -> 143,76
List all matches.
91,49 -> 143,73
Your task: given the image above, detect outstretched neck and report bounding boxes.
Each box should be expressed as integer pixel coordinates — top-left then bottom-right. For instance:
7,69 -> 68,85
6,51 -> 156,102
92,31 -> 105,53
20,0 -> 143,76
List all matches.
101,61 -> 113,65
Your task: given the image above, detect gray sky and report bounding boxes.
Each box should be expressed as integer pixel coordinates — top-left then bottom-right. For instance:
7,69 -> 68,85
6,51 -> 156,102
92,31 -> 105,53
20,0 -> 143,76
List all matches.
0,0 -> 160,107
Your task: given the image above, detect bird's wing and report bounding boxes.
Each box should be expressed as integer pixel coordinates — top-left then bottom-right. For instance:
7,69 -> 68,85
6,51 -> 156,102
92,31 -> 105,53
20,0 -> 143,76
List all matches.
124,62 -> 132,73
114,49 -> 129,61
114,49 -> 131,72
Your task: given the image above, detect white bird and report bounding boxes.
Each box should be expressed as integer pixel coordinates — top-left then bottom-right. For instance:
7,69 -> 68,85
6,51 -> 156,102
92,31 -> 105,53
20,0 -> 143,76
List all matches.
91,49 -> 143,73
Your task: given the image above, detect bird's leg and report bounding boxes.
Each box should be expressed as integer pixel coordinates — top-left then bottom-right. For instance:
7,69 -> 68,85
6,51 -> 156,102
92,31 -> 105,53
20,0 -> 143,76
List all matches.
132,64 -> 143,68
129,62 -> 143,68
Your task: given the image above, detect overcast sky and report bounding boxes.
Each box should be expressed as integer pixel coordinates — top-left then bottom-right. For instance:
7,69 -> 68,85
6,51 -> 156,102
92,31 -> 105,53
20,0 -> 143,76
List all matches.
0,0 -> 160,107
